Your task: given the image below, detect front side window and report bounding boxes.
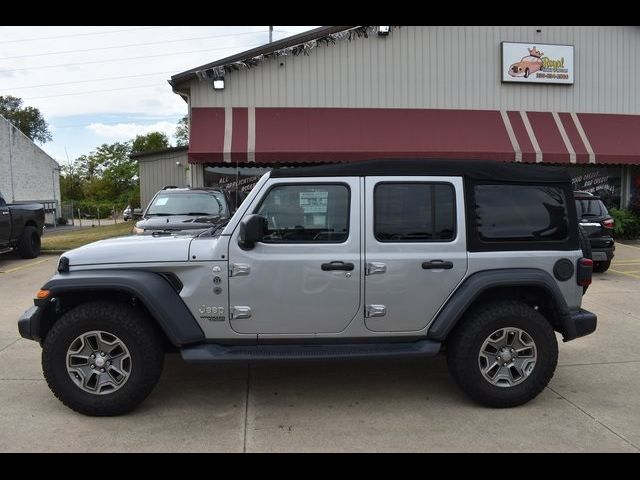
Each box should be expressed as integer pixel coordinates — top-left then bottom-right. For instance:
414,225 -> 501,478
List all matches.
256,184 -> 350,243
146,192 -> 228,217
474,184 -> 569,242
374,183 -> 456,242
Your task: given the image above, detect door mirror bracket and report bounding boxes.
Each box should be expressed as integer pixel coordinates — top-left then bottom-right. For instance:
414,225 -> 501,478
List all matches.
238,214 -> 268,250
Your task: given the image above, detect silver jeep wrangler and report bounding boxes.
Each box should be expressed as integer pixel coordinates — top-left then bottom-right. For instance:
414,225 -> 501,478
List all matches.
18,159 -> 597,416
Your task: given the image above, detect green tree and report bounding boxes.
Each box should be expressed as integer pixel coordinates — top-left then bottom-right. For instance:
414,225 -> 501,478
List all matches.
175,115 -> 189,146
0,95 -> 52,143
131,131 -> 169,153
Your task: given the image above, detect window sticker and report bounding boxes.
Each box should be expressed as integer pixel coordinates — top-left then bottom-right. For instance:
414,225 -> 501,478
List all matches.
155,197 -> 169,206
299,191 -> 328,214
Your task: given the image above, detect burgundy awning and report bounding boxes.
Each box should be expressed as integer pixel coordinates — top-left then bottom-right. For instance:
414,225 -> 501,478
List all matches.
188,107 -> 640,165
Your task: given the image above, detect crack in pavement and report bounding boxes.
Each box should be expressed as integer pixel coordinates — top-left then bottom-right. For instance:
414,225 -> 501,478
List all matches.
0,338 -> 21,354
546,385 -> 640,452
558,359 -> 640,367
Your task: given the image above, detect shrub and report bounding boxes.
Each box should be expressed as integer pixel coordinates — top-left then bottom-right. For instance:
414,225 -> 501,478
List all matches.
609,208 -> 640,239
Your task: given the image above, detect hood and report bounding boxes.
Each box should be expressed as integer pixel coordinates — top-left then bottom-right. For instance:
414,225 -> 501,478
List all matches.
64,234 -> 195,266
136,214 -> 226,231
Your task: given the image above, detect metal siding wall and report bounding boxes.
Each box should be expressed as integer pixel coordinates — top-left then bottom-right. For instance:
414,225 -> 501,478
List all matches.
138,150 -> 189,208
190,26 -> 640,115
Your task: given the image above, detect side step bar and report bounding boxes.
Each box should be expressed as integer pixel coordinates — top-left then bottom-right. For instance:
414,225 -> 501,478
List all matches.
180,340 -> 441,362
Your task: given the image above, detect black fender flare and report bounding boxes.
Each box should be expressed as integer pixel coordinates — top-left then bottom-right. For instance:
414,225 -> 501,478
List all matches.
41,270 -> 205,346
427,268 -> 571,341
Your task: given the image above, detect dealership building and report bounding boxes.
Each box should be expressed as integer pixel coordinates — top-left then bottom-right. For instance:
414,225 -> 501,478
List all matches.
137,26 -> 640,209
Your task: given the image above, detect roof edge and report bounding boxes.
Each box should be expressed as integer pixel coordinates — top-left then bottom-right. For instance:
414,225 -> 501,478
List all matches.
130,145 -> 188,159
170,26 -> 357,86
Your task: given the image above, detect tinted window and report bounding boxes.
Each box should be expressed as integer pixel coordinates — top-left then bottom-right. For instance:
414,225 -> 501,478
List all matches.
474,185 -> 568,242
256,184 -> 349,243
374,183 -> 455,242
147,192 -> 228,216
575,198 -> 609,218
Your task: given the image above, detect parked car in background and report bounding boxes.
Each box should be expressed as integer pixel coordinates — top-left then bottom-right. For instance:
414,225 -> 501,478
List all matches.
574,191 -> 615,272
0,191 -> 45,258
122,206 -> 132,221
132,186 -> 236,235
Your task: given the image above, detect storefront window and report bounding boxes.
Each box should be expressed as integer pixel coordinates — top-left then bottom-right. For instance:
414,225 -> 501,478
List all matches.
568,166 -> 622,209
630,166 -> 640,215
204,165 -> 271,209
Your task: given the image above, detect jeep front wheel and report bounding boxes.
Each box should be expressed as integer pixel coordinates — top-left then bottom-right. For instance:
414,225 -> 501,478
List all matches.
42,301 -> 165,416
446,300 -> 558,408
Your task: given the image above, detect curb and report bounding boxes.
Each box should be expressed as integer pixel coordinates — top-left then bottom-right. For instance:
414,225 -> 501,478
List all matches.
41,250 -> 65,256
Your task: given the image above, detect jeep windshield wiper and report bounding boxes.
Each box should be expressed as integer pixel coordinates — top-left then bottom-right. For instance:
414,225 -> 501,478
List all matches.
180,212 -> 217,216
146,213 -> 172,216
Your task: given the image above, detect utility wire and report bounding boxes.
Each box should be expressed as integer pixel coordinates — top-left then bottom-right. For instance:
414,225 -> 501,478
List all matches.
0,30 -> 270,60
0,43 -> 264,74
0,26 -> 170,44
24,83 -> 164,100
5,70 -> 175,90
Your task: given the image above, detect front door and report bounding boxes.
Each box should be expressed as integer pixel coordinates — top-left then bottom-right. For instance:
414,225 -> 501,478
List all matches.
228,178 -> 361,335
364,177 -> 468,332
0,198 -> 11,243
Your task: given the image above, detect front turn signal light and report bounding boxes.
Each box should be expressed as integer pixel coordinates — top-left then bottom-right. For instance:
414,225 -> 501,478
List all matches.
36,289 -> 50,299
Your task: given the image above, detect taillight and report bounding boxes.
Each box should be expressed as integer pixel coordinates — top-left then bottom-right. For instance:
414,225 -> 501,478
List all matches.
601,218 -> 615,229
577,258 -> 593,287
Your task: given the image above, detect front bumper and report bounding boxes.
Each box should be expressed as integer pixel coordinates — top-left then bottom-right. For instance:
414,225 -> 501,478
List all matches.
562,308 -> 597,342
18,306 -> 44,342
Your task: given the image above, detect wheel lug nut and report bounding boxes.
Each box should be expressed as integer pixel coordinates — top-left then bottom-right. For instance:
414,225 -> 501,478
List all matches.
100,352 -> 105,357
100,368 -> 105,372
90,354 -> 95,359
107,361 -> 111,366
90,364 -> 95,369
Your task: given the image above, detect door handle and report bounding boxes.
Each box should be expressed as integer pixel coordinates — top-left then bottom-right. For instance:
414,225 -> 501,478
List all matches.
1,211 -> 9,215
422,260 -> 453,270
321,261 -> 355,271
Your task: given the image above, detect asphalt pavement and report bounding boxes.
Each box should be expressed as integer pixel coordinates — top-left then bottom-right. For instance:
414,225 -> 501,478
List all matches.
1,245 -> 639,452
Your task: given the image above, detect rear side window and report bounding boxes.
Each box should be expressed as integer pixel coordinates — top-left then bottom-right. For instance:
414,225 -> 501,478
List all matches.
374,183 -> 456,242
575,198 -> 609,218
474,185 -> 569,242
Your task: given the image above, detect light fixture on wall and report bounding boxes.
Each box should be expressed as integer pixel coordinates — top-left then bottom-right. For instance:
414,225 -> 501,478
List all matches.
213,77 -> 225,90
378,26 -> 390,36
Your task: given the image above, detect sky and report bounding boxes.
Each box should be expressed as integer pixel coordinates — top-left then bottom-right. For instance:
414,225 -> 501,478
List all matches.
0,26 -> 316,165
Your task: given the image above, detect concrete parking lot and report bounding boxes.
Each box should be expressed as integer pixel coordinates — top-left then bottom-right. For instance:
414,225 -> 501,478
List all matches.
1,246 -> 640,452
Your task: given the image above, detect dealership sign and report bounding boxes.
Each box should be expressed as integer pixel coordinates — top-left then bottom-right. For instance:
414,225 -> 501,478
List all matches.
502,42 -> 574,84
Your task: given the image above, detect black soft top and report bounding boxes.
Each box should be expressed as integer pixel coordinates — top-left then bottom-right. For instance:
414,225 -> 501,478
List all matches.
270,159 -> 571,184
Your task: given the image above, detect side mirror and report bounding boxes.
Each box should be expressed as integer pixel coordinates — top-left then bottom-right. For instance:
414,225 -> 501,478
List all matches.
238,214 -> 267,250
132,208 -> 143,218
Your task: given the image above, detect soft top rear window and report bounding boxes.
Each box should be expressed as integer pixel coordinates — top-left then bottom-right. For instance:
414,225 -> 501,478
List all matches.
473,184 -> 569,243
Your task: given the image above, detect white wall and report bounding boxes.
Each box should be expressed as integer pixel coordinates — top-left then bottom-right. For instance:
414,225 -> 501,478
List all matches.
0,115 -> 60,210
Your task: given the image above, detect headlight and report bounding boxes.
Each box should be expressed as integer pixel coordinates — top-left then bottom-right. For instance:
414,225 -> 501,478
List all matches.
132,226 -> 144,234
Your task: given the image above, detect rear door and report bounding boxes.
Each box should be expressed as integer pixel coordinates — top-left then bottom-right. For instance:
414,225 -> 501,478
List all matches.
364,177 -> 467,332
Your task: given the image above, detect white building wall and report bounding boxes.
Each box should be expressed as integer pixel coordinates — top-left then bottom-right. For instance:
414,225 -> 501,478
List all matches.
0,115 -> 60,209
190,25 -> 640,115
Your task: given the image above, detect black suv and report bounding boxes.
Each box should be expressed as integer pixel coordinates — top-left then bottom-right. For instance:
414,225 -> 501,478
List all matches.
133,186 -> 241,235
574,191 -> 615,272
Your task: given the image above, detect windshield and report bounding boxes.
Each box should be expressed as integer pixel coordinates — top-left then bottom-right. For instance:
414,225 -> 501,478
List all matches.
146,192 -> 228,216
575,198 -> 609,218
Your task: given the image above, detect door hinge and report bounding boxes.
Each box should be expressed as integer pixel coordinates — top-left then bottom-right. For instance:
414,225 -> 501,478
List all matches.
365,305 -> 387,318
229,263 -> 251,277
365,262 -> 386,276
230,306 -> 252,320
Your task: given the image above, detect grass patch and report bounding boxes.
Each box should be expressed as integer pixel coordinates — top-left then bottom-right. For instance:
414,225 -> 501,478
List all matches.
42,222 -> 133,251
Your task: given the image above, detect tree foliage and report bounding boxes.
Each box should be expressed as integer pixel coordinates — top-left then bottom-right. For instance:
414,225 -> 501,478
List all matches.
132,131 -> 170,153
175,115 -> 189,146
0,95 -> 52,143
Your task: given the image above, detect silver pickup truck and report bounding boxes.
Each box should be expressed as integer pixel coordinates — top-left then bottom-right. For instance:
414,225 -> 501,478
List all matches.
18,159 -> 597,416
0,191 -> 44,258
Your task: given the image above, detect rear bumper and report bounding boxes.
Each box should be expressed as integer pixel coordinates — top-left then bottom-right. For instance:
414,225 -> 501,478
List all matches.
17,306 -> 43,342
562,308 -> 597,342
592,246 -> 615,262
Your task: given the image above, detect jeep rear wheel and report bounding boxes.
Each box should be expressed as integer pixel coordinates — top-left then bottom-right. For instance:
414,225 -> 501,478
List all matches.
42,301 -> 165,416
446,300 -> 558,408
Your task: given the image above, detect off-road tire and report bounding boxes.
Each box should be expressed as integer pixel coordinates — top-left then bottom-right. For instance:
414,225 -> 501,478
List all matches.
16,225 -> 41,259
42,301 -> 165,416
593,259 -> 611,273
446,300 -> 558,408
